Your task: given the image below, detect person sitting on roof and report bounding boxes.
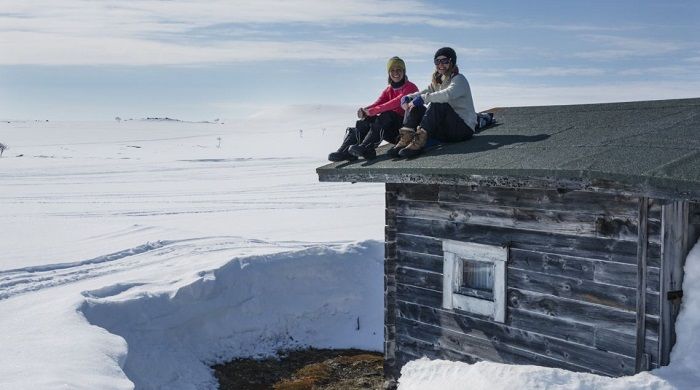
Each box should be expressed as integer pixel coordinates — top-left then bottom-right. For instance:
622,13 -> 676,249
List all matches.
389,47 -> 478,158
328,56 -> 419,161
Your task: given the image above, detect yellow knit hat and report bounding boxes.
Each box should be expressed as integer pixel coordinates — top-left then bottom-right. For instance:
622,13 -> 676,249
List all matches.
387,56 -> 406,73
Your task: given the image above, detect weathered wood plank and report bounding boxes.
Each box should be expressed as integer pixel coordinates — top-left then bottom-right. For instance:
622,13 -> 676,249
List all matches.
397,198 -> 660,243
507,307 -> 595,346
396,282 -> 443,308
596,327 -> 659,367
396,216 -> 661,265
438,185 -> 659,218
659,201 -> 690,366
385,183 -> 399,375
396,266 -> 443,293
396,301 -> 635,376
635,197 -> 649,373
509,268 -> 638,312
509,249 -> 595,281
397,250 -> 443,274
509,249 -> 660,293
396,233 -> 443,257
507,288 -> 659,338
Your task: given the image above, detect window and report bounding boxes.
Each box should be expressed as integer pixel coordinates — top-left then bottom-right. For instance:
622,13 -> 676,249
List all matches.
442,240 -> 508,322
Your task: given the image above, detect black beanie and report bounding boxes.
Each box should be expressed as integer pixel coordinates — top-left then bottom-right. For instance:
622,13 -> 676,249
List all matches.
434,47 -> 457,64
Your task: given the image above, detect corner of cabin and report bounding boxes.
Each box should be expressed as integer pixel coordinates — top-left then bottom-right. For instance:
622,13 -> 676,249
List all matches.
316,97 -> 700,379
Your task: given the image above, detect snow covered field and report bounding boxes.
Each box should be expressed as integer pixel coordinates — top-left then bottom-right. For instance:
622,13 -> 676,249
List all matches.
2,108 -> 699,390
0,108 -> 386,389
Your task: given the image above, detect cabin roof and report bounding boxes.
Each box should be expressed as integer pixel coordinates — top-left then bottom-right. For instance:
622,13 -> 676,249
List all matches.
317,97 -> 700,199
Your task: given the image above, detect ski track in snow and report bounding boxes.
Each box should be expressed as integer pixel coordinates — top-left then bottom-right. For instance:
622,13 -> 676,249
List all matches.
0,241 -> 175,300
0,237 -> 353,301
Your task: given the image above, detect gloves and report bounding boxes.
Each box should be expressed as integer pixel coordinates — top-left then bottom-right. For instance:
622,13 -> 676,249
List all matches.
400,95 -> 412,105
412,95 -> 424,107
357,108 -> 366,119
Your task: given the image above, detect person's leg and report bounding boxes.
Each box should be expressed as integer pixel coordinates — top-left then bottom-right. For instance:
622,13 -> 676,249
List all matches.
328,126 -> 360,161
350,112 -> 403,159
379,111 -> 403,144
399,103 -> 472,158
387,106 -> 426,157
420,103 -> 473,142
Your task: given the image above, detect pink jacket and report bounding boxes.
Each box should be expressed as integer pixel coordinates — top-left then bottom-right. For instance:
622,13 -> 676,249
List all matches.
365,80 -> 419,117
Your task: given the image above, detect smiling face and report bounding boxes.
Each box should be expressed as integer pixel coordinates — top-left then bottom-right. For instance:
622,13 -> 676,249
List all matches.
389,67 -> 404,83
434,56 -> 451,76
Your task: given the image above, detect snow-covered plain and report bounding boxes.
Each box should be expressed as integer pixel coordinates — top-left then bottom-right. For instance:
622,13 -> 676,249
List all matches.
0,106 -> 386,389
2,107 -> 699,390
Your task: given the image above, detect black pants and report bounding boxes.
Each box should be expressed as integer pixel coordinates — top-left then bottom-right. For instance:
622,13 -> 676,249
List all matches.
403,103 -> 473,142
355,111 -> 403,145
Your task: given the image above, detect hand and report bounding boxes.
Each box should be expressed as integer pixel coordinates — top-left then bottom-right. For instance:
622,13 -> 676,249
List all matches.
400,96 -> 411,105
357,108 -> 366,119
412,95 -> 424,107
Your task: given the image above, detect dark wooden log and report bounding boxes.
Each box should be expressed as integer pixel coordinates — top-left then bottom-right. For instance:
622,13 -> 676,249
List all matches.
507,307 -> 595,346
384,183 -> 399,378
397,250 -> 443,274
508,249 -> 660,294
507,288 -> 659,338
635,197 -> 649,373
396,282 -> 443,308
396,216 -> 661,266
396,301 -> 635,376
439,185 -> 661,218
509,268 -> 638,312
596,327 -> 659,367
396,266 -> 443,292
659,201 -> 690,366
396,233 -> 443,256
396,199 -> 660,243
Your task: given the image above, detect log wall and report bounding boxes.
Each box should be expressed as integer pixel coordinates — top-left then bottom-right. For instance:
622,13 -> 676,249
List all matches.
386,183 -> 671,378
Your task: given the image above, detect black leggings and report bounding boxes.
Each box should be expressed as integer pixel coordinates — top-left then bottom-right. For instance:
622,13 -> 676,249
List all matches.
355,111 -> 404,145
403,103 -> 473,142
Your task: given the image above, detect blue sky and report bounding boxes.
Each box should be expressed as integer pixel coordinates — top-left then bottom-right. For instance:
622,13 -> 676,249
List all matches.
1,0 -> 698,120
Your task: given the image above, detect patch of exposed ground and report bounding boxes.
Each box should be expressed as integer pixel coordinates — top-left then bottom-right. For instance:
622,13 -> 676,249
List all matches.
214,348 -> 383,390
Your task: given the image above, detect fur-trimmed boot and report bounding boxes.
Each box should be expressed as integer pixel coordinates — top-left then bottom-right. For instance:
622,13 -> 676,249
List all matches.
387,127 -> 416,157
328,127 -> 360,162
398,127 -> 428,158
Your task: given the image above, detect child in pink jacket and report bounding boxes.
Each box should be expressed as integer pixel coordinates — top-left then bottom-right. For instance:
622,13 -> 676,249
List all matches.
328,56 -> 418,161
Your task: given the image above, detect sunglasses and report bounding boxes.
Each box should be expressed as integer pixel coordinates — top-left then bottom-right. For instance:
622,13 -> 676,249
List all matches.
434,58 -> 451,66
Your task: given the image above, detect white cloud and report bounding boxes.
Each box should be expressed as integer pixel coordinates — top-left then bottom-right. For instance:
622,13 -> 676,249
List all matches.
0,0 -> 476,65
574,34 -> 684,60
473,80 -> 700,111
0,31 -> 446,66
471,66 -> 605,78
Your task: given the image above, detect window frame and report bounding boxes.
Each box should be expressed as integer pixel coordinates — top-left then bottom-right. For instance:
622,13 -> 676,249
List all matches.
442,240 -> 508,323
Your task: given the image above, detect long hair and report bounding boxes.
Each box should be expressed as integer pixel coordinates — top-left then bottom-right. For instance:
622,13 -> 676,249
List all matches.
431,64 -> 460,89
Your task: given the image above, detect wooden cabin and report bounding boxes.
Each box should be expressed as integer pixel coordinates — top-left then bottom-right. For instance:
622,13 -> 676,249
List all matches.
316,98 -> 700,382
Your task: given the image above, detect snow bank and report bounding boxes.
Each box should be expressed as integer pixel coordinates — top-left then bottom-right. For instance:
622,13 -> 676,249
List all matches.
398,238 -> 700,390
79,241 -> 384,389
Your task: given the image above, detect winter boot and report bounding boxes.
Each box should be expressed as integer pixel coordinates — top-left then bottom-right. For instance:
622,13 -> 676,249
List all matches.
387,127 -> 416,157
328,127 -> 360,162
398,127 -> 428,158
348,127 -> 381,160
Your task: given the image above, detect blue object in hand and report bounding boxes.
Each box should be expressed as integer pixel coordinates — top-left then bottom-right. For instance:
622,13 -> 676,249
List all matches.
401,95 -> 411,105
412,95 -> 424,107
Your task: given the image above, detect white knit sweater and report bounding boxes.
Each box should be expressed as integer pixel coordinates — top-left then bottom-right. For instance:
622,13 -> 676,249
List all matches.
410,73 -> 477,131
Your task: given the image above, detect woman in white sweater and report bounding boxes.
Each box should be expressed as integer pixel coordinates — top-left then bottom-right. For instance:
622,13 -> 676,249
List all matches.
389,47 -> 478,158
